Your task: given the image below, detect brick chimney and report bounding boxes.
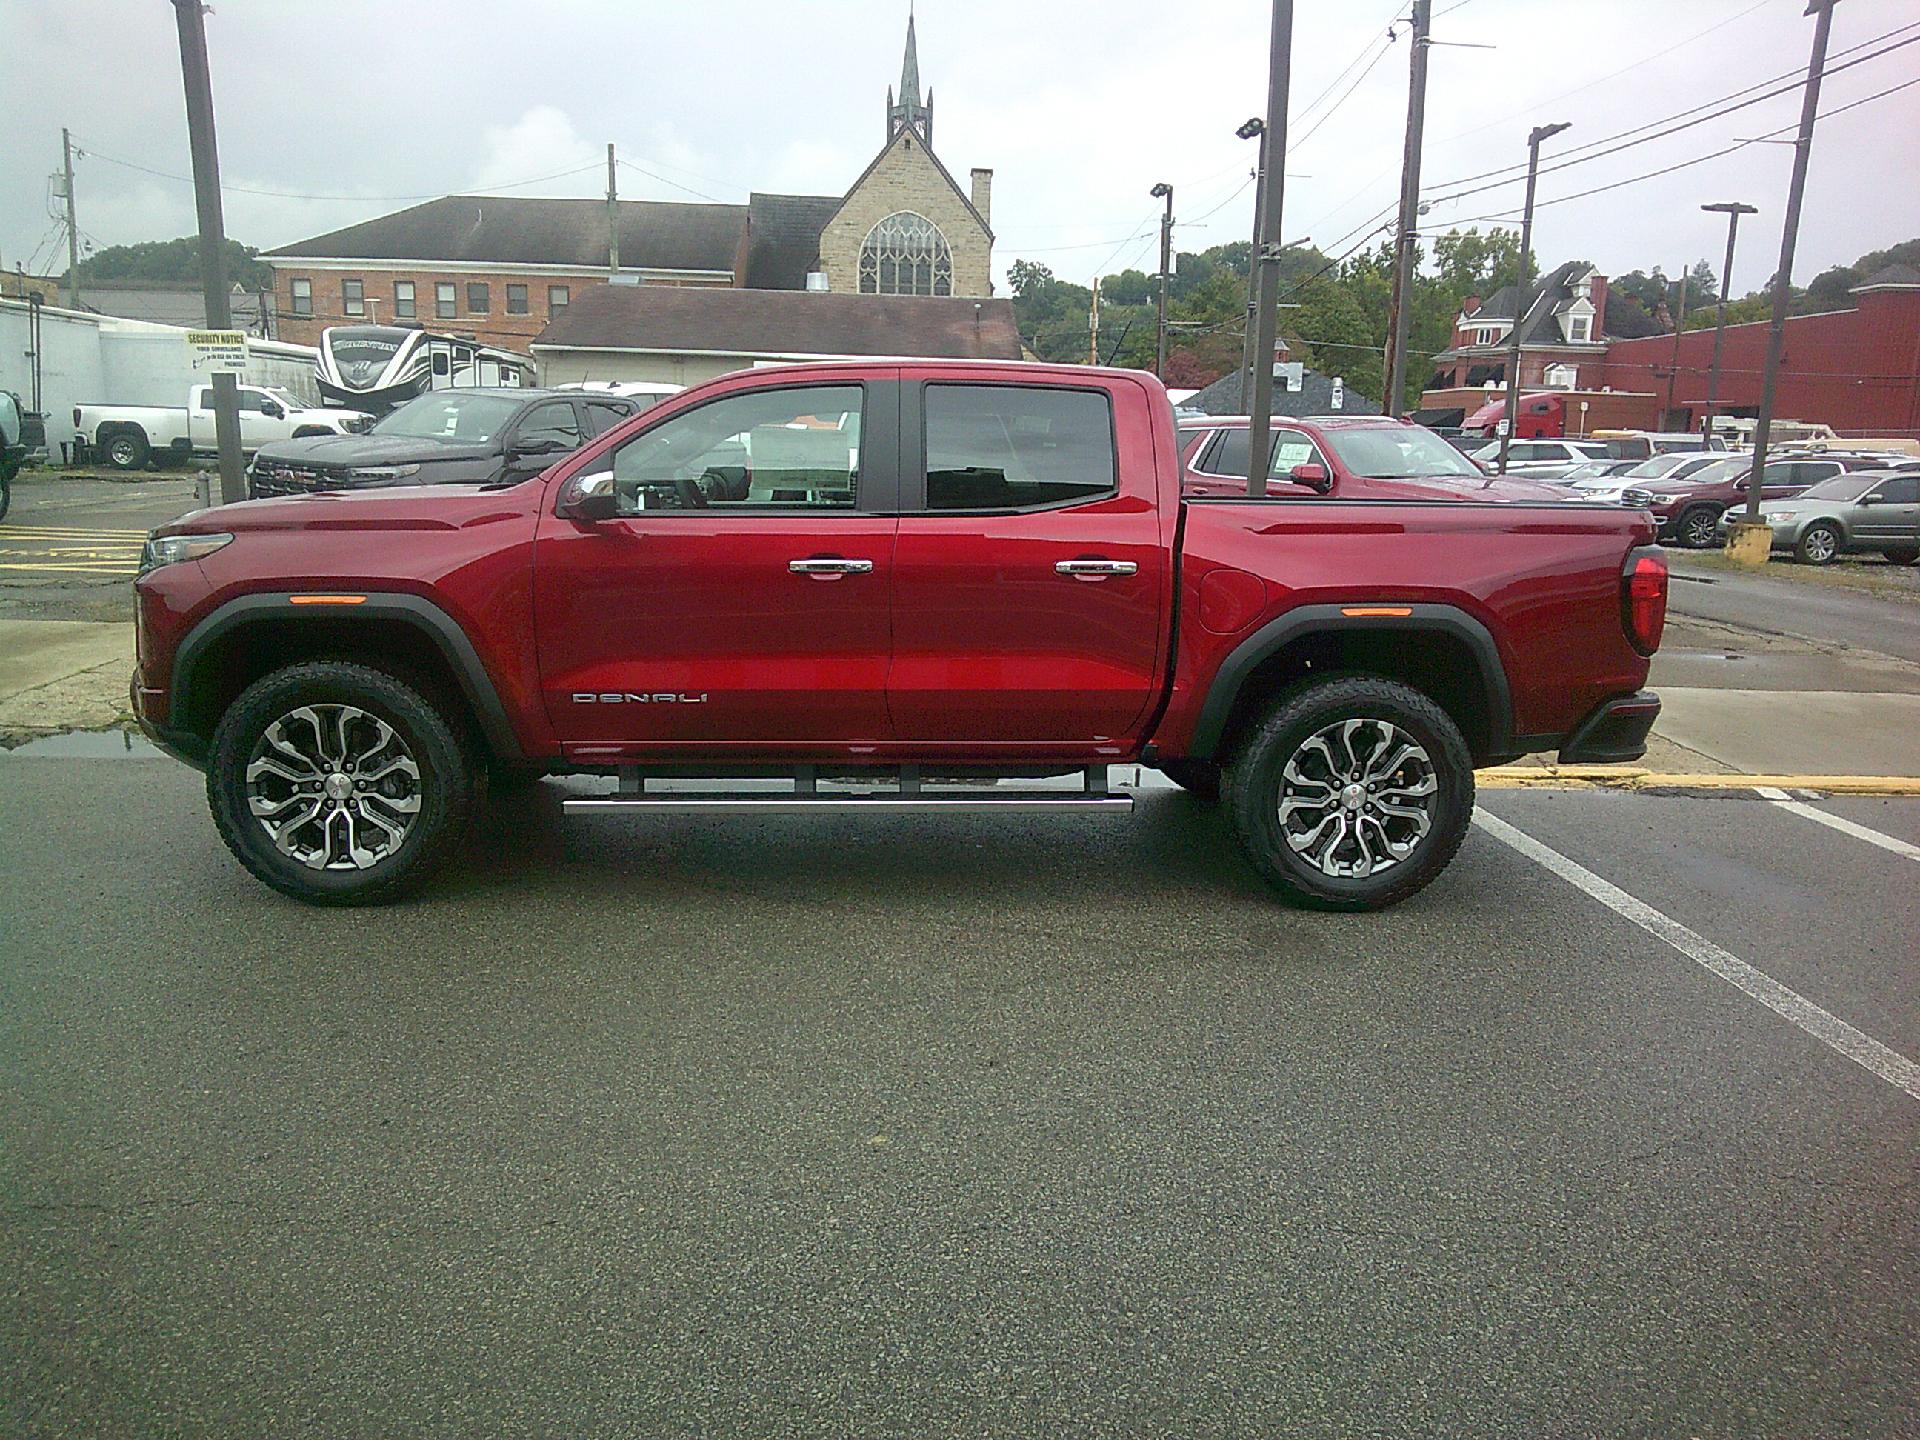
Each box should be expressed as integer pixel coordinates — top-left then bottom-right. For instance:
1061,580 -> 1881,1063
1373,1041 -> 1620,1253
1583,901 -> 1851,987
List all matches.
1588,273 -> 1609,339
1462,294 -> 1482,317
970,168 -> 993,227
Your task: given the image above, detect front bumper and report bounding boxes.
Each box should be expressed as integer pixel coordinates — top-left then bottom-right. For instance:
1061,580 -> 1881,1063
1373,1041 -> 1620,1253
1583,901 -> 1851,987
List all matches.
130,671 -> 206,768
1558,690 -> 1661,765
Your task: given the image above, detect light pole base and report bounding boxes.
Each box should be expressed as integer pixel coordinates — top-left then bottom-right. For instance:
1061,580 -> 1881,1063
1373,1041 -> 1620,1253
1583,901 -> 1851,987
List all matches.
1724,519 -> 1773,567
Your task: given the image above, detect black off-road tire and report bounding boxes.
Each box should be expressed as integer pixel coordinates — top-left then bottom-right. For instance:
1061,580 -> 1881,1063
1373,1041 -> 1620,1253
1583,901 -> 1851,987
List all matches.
1677,505 -> 1721,550
103,428 -> 150,471
1883,546 -> 1919,567
206,661 -> 475,905
1795,522 -> 1841,566
1223,675 -> 1475,912
1157,759 -> 1222,801
0,472 -> 11,524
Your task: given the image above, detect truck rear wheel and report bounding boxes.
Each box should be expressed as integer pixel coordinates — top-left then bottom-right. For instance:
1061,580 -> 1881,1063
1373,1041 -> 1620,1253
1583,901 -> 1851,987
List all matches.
206,661 -> 475,905
1223,676 -> 1474,911
104,429 -> 149,471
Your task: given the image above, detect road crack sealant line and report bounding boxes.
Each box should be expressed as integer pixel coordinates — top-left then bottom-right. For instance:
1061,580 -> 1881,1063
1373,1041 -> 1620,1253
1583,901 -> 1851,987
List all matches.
1477,766 -> 1920,796
1473,807 -> 1920,1102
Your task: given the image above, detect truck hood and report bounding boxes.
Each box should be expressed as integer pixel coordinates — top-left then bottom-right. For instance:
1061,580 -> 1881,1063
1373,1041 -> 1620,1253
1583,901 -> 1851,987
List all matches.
153,481 -> 524,538
1354,473 -> 1568,503
251,433 -> 497,467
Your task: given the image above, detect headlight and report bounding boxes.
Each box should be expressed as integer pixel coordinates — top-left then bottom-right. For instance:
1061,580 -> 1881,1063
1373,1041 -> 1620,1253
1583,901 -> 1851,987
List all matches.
344,464 -> 420,484
1767,510 -> 1799,524
138,532 -> 233,575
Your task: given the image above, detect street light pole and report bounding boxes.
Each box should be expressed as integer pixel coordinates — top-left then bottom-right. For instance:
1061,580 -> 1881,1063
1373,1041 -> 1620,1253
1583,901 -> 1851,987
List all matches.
1734,0 -> 1836,546
1494,121 -> 1569,477
1699,201 -> 1757,449
1150,183 -> 1173,379
1245,0 -> 1295,498
1382,0 -> 1431,417
1237,117 -> 1266,395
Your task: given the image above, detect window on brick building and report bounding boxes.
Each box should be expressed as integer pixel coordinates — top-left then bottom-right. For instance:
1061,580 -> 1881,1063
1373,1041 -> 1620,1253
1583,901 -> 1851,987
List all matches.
858,211 -> 952,296
436,282 -> 456,319
393,280 -> 416,319
467,282 -> 490,314
290,278 -> 312,316
548,284 -> 570,315
506,283 -> 529,314
342,278 -> 365,316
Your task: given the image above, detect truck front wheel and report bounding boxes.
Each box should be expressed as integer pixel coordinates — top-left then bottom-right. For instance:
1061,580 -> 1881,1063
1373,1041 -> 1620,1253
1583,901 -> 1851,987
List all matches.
103,429 -> 149,471
1223,676 -> 1474,911
206,661 -> 475,905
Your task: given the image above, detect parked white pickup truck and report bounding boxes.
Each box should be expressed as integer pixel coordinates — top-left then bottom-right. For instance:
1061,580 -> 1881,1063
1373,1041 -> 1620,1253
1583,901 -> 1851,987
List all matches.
74,384 -> 371,471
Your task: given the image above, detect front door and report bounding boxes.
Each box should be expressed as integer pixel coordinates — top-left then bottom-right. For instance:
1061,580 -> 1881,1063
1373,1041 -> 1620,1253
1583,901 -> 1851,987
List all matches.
1856,474 -> 1920,546
887,379 -> 1167,747
534,379 -> 898,757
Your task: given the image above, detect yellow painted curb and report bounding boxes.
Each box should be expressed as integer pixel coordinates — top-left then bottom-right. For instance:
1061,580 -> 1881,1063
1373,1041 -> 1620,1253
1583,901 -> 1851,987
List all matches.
1478,767 -> 1920,796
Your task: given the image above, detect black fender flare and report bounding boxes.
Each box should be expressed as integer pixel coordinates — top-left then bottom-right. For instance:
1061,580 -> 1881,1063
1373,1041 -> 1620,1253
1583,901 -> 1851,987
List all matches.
170,591 -> 524,761
1184,602 -> 1513,761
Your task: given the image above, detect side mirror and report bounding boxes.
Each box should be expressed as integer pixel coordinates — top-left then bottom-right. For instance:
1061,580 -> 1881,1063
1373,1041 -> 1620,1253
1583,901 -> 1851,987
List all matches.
262,402 -> 285,419
1857,492 -> 1881,506
1289,463 -> 1332,492
556,470 -> 620,521
511,436 -> 570,460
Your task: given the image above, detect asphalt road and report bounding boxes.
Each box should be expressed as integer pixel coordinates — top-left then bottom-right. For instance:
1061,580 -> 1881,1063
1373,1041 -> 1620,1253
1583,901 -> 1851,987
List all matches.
1667,554 -> 1920,664
0,475 -> 201,623
3,759 -> 1915,1436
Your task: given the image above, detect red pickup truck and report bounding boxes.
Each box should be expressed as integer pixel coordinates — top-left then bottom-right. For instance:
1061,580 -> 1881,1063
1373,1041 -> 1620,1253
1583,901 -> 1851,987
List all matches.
132,360 -> 1666,911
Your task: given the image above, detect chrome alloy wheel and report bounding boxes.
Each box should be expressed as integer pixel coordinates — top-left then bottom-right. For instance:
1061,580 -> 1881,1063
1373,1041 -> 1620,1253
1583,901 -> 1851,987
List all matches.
1277,719 -> 1437,879
245,704 -> 422,870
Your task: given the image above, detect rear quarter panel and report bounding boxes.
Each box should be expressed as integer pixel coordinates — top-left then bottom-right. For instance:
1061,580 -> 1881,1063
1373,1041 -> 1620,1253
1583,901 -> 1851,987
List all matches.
1154,499 -> 1658,755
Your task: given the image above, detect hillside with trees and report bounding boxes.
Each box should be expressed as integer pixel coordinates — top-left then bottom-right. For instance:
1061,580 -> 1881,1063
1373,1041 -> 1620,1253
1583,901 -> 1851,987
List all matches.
72,236 -> 271,290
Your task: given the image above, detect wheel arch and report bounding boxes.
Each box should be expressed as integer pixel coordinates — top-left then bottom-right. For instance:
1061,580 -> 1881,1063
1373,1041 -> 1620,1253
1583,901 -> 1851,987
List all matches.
1186,603 -> 1512,766
170,593 -> 523,762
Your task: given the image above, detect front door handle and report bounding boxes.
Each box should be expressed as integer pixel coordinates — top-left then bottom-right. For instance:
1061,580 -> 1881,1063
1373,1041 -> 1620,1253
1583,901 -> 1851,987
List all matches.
1055,559 -> 1139,578
789,557 -> 874,576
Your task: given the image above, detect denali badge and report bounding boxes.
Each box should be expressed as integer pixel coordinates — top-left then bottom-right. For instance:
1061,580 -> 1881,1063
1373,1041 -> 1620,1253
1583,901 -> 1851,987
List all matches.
572,692 -> 709,704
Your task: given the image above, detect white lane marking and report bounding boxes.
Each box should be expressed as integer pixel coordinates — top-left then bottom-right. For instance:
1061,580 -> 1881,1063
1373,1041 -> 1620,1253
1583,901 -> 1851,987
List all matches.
1473,806 -> 1920,1101
1753,786 -> 1920,863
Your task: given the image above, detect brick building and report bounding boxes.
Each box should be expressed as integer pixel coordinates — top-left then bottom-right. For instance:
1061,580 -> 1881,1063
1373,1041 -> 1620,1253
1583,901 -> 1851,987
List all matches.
1599,265 -> 1920,438
263,15 -> 993,353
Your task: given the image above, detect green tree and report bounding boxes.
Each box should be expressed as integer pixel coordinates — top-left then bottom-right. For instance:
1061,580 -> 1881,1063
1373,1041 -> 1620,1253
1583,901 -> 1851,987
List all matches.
75,236 -> 270,290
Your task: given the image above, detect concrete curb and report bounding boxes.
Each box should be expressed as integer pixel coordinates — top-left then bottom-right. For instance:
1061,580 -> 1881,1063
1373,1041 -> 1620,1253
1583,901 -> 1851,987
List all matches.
1479,765 -> 1920,796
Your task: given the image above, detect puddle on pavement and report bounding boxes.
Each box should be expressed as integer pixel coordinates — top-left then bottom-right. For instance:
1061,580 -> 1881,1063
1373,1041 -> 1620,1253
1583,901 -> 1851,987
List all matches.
3,729 -> 163,758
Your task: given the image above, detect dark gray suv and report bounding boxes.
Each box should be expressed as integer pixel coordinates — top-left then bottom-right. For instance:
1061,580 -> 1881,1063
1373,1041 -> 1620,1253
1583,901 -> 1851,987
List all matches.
247,388 -> 638,498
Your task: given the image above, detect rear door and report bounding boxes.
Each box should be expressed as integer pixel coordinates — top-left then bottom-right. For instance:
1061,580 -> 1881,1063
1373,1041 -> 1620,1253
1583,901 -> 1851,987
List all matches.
887,377 -> 1167,746
534,377 -> 899,755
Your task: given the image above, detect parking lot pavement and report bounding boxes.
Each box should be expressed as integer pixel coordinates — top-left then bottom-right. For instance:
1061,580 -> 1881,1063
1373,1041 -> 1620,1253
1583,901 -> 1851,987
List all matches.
3,758 -> 1915,1436
0,474 -> 198,623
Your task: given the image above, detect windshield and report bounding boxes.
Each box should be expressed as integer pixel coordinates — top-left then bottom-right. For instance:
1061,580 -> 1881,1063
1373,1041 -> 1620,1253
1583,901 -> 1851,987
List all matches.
1678,457 -> 1754,486
1793,474 -> 1880,502
1623,453 -> 1692,478
265,387 -> 303,411
1324,426 -> 1482,479
372,392 -> 524,442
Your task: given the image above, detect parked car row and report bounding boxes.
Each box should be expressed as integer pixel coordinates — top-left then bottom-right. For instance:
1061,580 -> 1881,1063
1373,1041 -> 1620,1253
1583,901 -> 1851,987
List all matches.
1714,465 -> 1920,565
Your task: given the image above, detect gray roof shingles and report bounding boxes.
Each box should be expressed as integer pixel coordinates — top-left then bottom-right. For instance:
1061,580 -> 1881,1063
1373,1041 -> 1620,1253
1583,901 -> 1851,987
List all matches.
742,193 -> 843,289
1181,367 -> 1380,417
533,282 -> 1022,360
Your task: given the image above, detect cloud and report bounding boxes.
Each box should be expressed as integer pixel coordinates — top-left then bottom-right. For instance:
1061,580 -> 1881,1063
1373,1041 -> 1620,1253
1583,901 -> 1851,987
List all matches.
468,107 -> 601,194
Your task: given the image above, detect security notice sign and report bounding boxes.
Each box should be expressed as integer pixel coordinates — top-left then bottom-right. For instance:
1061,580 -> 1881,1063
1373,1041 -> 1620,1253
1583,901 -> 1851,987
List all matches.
187,330 -> 248,373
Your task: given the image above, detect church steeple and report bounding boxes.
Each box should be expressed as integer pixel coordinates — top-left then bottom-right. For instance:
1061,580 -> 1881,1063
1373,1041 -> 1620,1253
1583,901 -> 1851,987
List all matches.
886,8 -> 933,148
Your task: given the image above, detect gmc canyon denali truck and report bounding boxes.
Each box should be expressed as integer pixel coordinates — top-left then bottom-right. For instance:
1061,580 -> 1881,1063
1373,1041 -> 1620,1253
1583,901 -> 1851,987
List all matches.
132,361 -> 1667,910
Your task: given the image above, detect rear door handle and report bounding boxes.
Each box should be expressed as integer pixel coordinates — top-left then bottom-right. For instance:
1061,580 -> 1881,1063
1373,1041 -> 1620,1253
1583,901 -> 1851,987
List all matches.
1055,559 -> 1138,578
789,557 -> 874,575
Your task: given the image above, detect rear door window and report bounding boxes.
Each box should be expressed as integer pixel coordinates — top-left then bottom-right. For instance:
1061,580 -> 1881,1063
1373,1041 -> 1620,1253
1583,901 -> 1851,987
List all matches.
1199,427 -> 1328,480
922,384 -> 1115,511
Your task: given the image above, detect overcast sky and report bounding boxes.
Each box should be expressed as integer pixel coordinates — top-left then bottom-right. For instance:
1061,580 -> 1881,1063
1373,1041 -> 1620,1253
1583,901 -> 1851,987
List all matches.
5,0 -> 1918,298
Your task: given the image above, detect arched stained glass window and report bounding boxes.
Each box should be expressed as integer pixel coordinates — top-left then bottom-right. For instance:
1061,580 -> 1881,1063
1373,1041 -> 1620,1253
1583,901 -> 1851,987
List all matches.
858,212 -> 953,296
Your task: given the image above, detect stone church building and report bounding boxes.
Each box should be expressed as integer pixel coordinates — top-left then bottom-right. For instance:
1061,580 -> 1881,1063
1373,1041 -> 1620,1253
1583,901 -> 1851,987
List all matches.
263,16 -> 997,353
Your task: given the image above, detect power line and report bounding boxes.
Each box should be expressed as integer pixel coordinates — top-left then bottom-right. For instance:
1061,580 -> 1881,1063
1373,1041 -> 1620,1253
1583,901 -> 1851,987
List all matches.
1290,33 -> 1399,153
71,141 -> 604,202
614,157 -> 735,204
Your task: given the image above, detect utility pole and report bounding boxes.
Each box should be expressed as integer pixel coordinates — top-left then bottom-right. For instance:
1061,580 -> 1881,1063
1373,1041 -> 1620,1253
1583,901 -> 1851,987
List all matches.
170,0 -> 245,505
1245,0 -> 1295,498
606,142 -> 620,278
1663,268 -> 1688,424
1699,201 -> 1757,448
1088,276 -> 1101,367
1236,117 -> 1267,395
1382,0 -> 1431,418
61,128 -> 81,310
1733,0 -> 1835,547
1150,182 -> 1173,378
1495,121 -> 1570,476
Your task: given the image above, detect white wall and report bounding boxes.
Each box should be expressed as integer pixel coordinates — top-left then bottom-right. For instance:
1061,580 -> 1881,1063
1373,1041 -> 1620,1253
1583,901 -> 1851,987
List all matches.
0,298 -> 319,454
534,348 -> 764,389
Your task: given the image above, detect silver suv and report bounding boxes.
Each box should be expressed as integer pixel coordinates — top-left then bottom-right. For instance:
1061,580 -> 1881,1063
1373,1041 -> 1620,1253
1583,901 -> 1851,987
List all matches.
1716,467 -> 1920,565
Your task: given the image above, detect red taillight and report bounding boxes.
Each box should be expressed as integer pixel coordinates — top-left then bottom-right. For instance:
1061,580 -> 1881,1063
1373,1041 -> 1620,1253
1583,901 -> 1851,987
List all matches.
1623,547 -> 1668,655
